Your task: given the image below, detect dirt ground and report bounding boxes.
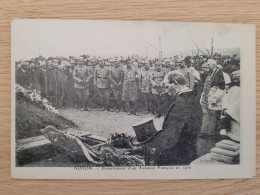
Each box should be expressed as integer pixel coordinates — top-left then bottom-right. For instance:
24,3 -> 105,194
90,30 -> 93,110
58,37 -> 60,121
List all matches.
17,107 -> 165,167
15,94 -> 76,140
59,108 -> 164,139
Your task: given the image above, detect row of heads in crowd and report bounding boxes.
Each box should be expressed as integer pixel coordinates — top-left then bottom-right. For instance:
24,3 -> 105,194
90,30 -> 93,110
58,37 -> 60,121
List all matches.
16,54 -> 240,72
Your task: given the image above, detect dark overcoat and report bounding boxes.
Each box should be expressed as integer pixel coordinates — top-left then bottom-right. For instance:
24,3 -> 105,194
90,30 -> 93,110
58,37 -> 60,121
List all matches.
16,68 -> 29,88
146,89 -> 202,165
46,68 -> 57,97
37,68 -> 48,97
27,68 -> 41,92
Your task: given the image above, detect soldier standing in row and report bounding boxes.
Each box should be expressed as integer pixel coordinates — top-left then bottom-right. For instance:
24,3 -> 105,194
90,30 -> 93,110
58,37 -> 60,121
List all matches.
37,60 -> 48,98
150,61 -> 165,115
27,61 -> 41,93
176,58 -> 195,90
122,60 -> 139,116
46,58 -> 58,106
73,57 -> 91,111
63,60 -> 74,107
140,63 -> 152,114
94,60 -> 113,112
16,61 -> 29,88
56,62 -> 67,108
109,60 -> 123,112
160,61 -> 173,116
87,59 -> 96,109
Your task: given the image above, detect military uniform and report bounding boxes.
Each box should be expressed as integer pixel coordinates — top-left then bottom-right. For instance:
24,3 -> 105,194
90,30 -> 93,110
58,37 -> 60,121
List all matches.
64,67 -> 74,107
150,69 -> 165,115
16,67 -> 29,88
140,70 -> 151,93
161,68 -> 173,116
178,68 -> 195,90
87,64 -> 96,108
109,66 -> 123,99
150,70 -> 165,95
73,65 -> 91,110
122,68 -> 138,101
140,69 -> 152,113
122,67 -> 139,115
94,65 -> 112,110
46,67 -> 58,106
27,68 -> 41,93
109,66 -> 123,111
37,67 -> 48,98
56,69 -> 66,108
135,67 -> 142,99
163,66 -> 171,75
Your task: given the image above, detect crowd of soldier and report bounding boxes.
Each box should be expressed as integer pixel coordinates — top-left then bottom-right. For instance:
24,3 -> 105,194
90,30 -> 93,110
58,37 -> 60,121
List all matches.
15,54 -> 240,117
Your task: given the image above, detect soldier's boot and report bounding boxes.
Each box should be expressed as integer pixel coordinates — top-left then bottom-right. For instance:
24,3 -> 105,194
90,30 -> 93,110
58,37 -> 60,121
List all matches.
85,101 -> 92,111
147,101 -> 153,114
106,99 -> 113,112
144,99 -> 149,114
130,101 -> 139,116
100,98 -> 105,111
152,102 -> 159,115
115,100 -> 121,113
122,103 -> 128,112
127,101 -> 131,115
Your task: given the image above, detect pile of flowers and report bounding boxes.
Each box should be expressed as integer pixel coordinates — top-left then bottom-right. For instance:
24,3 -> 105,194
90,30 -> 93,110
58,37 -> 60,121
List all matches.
98,145 -> 144,166
15,84 -> 59,115
110,133 -> 133,149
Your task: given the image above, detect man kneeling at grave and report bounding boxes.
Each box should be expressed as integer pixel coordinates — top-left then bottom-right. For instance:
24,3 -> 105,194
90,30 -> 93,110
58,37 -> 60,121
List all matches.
131,71 -> 202,166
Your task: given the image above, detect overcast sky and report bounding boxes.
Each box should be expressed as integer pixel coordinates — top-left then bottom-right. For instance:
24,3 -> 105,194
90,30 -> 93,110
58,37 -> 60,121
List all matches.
12,19 -> 249,61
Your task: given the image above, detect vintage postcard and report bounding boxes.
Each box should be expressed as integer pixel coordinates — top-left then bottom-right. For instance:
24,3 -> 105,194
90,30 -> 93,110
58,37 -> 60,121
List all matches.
11,19 -> 255,179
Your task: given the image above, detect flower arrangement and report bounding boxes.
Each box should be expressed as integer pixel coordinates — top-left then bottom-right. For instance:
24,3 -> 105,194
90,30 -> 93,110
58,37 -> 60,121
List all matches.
15,84 -> 59,115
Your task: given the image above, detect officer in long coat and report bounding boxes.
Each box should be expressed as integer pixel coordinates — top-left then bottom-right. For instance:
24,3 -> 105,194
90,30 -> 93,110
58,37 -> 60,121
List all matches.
63,60 -> 74,107
73,58 -> 91,111
56,63 -> 67,108
122,60 -> 139,116
46,58 -> 58,105
27,61 -> 41,93
109,61 -> 123,112
94,60 -> 113,111
86,60 -> 96,108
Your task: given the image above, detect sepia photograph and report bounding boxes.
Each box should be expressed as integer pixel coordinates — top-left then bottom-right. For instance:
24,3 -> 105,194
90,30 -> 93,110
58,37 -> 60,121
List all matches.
11,19 -> 255,179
